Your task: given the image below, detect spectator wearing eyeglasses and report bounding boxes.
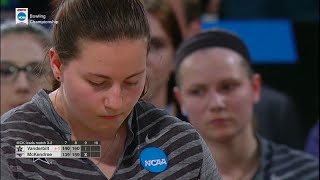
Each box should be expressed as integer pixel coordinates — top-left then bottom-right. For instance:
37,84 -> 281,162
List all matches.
1,21 -> 51,115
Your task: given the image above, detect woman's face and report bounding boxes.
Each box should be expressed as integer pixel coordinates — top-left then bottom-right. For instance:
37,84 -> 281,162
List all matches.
1,33 -> 47,115
175,47 -> 261,142
145,14 -> 175,100
52,39 -> 147,132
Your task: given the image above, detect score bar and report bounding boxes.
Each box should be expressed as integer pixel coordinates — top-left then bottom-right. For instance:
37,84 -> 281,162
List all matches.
15,141 -> 101,158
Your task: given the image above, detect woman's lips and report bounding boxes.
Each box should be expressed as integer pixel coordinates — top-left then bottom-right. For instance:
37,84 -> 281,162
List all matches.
100,114 -> 121,120
210,118 -> 227,125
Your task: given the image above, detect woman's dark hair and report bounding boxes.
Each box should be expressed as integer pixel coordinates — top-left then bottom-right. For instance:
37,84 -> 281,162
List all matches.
141,0 -> 182,49
1,21 -> 51,48
48,0 -> 150,90
175,29 -> 254,86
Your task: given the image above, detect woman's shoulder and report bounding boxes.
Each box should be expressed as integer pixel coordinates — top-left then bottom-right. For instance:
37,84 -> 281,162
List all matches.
1,89 -> 56,128
134,100 -> 203,149
135,100 -> 196,131
1,101 -> 59,145
261,137 -> 319,179
132,101 -> 220,179
268,139 -> 318,162
1,101 -> 42,124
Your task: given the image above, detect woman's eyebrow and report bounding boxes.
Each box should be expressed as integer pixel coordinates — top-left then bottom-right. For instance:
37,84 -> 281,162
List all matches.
87,73 -> 112,80
126,69 -> 145,79
87,69 -> 145,79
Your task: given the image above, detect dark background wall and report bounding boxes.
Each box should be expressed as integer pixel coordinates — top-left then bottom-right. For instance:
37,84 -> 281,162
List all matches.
215,0 -> 319,140
253,22 -> 318,138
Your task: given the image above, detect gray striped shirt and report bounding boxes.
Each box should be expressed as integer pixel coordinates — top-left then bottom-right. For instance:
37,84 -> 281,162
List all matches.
1,90 -> 221,180
253,136 -> 319,180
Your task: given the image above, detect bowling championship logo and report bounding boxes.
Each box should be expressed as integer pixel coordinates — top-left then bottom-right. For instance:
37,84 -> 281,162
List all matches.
16,8 -> 28,24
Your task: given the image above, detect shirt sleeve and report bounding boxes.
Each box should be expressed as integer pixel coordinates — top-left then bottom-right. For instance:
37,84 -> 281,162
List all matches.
198,135 -> 221,180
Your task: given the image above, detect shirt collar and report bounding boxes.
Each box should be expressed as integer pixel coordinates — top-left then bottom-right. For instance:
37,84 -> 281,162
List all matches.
252,134 -> 272,180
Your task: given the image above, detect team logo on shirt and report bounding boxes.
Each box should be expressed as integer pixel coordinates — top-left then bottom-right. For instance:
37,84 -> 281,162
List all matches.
145,129 -> 170,144
140,147 -> 168,173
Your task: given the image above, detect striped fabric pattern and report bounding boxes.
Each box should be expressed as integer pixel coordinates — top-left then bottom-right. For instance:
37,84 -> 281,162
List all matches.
254,136 -> 319,180
1,90 -> 220,180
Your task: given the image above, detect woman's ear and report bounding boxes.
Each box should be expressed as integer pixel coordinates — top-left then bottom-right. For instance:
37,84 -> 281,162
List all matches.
174,86 -> 182,104
174,86 -> 189,117
49,48 -> 63,81
252,73 -> 262,104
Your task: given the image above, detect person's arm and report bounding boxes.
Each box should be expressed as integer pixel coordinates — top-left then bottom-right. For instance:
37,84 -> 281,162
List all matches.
198,135 -> 221,179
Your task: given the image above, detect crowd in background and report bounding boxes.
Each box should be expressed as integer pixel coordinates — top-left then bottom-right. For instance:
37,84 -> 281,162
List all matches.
1,0 -> 319,179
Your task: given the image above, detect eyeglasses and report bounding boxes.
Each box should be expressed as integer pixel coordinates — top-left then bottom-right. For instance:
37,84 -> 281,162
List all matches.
1,61 -> 45,83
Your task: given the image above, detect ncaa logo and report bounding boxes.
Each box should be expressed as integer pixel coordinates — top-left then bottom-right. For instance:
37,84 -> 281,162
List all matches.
17,12 -> 26,21
15,8 -> 28,24
140,147 -> 168,173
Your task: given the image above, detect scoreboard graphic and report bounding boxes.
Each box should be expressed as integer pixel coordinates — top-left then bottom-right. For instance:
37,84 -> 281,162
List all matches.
15,141 -> 101,158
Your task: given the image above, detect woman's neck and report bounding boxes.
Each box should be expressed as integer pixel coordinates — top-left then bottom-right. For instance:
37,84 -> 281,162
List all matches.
49,88 -> 128,164
88,124 -> 127,179
90,123 -> 128,165
50,89 -> 121,138
207,126 -> 260,179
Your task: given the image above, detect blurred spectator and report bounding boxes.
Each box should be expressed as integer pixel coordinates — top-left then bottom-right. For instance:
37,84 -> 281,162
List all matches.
178,0 -> 307,150
141,0 -> 182,114
1,21 -> 51,115
201,0 -> 221,22
166,0 -> 202,39
174,30 -> 319,179
305,121 -> 319,158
